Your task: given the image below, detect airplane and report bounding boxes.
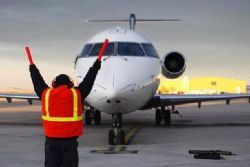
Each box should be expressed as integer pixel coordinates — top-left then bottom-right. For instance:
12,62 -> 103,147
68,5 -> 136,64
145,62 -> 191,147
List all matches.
1,13 -> 250,145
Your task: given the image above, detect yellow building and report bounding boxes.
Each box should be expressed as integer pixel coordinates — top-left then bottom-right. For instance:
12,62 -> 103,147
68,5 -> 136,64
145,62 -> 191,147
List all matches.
157,76 -> 246,94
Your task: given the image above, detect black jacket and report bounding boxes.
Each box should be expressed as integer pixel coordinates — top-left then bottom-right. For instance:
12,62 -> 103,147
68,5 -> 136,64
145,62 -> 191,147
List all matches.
29,61 -> 100,100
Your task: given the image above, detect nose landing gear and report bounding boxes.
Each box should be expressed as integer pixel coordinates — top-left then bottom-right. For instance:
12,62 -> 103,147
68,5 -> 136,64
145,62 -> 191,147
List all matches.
109,114 -> 125,145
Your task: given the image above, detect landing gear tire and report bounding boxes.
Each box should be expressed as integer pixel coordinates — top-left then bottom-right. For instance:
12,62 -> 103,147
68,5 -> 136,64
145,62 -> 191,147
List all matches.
109,114 -> 125,145
119,130 -> 125,145
164,110 -> 171,125
109,130 -> 115,145
85,110 -> 91,125
94,110 -> 101,125
85,108 -> 101,125
155,108 -> 171,126
155,109 -> 161,125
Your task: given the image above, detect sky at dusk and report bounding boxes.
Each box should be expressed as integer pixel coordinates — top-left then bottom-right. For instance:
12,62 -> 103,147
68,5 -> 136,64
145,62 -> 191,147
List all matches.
0,0 -> 250,91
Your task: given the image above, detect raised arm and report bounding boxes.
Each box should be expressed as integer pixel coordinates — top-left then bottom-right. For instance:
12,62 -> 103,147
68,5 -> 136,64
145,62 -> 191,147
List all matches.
78,59 -> 101,99
29,64 -> 49,99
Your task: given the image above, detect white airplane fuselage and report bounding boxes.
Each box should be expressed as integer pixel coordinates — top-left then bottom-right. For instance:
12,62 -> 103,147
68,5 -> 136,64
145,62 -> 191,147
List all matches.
75,27 -> 161,114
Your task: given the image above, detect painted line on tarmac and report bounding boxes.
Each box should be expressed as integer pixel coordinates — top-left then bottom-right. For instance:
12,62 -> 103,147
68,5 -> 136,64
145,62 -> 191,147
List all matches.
125,125 -> 143,145
90,146 -> 137,154
90,125 -> 143,154
114,145 -> 122,152
112,145 -> 128,152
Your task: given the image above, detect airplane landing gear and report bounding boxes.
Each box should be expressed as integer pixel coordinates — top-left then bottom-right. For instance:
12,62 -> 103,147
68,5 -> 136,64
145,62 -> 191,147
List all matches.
109,114 -> 125,145
85,107 -> 101,125
155,107 -> 171,125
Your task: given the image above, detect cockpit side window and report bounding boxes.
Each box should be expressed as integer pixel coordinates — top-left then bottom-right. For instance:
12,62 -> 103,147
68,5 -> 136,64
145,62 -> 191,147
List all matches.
141,43 -> 159,58
89,43 -> 114,56
80,44 -> 93,57
118,42 -> 145,56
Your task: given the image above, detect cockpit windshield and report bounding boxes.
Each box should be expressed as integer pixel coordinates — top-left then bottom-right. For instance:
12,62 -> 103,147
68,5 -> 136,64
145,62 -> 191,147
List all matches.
89,43 -> 114,56
141,43 -> 159,58
80,44 -> 93,57
118,42 -> 145,56
80,42 -> 159,58
80,43 -> 114,57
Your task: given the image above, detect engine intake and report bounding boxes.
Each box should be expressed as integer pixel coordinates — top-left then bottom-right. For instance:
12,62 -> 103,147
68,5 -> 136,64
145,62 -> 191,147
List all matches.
162,52 -> 186,79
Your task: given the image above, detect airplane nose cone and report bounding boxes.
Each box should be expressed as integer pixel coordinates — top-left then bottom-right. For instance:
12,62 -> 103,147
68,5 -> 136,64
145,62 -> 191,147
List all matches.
106,98 -> 121,104
98,88 -> 128,113
105,89 -> 124,104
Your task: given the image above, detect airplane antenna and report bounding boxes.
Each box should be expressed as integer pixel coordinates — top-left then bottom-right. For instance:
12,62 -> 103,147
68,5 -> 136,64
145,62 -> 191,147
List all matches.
85,13 -> 181,30
129,13 -> 136,30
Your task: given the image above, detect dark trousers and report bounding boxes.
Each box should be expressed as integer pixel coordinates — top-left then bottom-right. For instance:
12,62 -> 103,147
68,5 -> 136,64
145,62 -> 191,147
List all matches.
45,137 -> 79,167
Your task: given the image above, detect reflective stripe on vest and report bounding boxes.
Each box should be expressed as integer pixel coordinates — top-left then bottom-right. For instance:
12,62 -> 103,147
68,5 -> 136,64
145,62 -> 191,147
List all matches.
42,88 -> 83,122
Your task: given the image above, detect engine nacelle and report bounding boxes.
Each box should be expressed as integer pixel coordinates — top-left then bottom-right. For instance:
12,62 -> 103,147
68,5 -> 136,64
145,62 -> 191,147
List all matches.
162,52 -> 186,79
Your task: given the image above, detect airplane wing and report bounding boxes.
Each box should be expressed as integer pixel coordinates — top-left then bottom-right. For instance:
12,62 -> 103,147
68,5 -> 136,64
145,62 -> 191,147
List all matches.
0,94 -> 90,106
142,94 -> 250,109
0,94 -> 39,105
2,93 -> 250,108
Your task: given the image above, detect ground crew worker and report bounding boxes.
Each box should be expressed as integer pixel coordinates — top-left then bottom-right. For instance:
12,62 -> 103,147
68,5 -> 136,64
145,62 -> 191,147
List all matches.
29,59 -> 101,167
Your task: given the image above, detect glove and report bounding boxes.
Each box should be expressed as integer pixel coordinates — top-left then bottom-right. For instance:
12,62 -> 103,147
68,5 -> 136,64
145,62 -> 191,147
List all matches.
29,64 -> 38,72
93,59 -> 101,70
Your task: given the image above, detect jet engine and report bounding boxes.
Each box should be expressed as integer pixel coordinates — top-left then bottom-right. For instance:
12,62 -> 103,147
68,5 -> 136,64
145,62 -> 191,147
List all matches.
162,52 -> 186,79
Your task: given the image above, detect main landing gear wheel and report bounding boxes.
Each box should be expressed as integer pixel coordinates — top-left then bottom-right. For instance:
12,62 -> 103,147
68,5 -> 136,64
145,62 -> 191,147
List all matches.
109,130 -> 115,145
85,109 -> 91,125
155,107 -> 171,125
155,109 -> 161,125
94,110 -> 101,125
119,130 -> 125,145
85,107 -> 101,125
164,110 -> 171,125
108,114 -> 125,145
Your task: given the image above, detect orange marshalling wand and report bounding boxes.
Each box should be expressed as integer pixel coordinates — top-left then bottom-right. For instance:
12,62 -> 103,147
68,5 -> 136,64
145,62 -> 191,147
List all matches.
25,46 -> 34,65
98,38 -> 109,61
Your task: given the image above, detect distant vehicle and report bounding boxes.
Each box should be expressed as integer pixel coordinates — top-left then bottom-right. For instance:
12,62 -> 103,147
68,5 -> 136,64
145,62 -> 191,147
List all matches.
1,14 -> 250,145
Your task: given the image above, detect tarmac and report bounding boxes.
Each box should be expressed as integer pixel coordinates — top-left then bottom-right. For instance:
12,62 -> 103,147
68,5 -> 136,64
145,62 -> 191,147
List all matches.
0,100 -> 250,167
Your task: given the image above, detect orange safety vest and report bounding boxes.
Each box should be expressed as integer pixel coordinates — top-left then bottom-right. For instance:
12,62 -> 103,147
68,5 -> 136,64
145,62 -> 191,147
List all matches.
41,86 -> 83,138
